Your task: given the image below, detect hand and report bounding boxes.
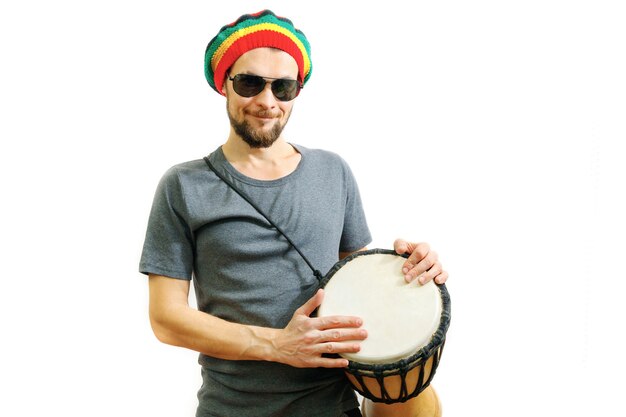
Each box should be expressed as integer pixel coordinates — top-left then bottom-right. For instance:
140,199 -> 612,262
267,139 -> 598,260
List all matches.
271,289 -> 367,368
394,239 -> 449,285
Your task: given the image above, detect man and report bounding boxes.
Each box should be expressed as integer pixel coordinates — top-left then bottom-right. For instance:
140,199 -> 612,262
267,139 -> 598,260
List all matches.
140,10 -> 448,417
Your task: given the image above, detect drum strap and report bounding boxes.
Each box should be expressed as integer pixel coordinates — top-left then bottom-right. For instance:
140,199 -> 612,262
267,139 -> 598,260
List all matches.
203,156 -> 324,282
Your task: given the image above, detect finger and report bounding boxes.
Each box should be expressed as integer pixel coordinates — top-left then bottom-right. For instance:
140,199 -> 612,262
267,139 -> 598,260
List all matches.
434,270 -> 449,284
317,328 -> 368,343
403,250 -> 437,282
400,243 -> 431,275
393,239 -> 410,254
310,315 -> 363,330
416,262 -> 442,285
296,289 -> 325,317
413,250 -> 437,275
308,357 -> 350,368
314,341 -> 361,356
405,243 -> 431,268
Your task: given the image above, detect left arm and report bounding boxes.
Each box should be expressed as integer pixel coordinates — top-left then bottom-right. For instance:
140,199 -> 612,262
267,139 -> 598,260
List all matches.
338,248 -> 367,260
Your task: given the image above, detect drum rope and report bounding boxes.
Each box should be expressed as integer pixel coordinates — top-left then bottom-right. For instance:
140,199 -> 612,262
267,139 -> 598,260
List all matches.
204,157 -> 324,282
346,345 -> 444,403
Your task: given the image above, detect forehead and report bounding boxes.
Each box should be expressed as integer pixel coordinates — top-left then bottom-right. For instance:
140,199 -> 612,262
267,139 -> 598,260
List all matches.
230,47 -> 299,79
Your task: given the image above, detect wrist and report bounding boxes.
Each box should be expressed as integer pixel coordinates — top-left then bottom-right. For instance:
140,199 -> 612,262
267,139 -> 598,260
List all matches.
242,325 -> 281,362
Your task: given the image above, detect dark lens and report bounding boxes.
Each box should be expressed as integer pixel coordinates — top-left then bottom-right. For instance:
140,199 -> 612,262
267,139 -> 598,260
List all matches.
271,79 -> 299,101
232,74 -> 265,97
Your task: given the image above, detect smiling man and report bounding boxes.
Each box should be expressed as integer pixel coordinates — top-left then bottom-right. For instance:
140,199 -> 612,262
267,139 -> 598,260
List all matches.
140,10 -> 447,417
225,50 -> 296,149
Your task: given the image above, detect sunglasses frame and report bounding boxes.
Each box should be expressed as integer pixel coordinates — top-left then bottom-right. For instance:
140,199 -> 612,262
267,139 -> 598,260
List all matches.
227,73 -> 302,102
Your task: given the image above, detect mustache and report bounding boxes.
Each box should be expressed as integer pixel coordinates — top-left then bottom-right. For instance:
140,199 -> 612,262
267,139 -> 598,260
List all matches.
250,109 -> 280,118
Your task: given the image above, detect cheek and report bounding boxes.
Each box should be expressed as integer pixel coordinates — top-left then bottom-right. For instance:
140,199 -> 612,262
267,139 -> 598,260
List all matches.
285,106 -> 295,121
226,95 -> 247,116
278,103 -> 294,117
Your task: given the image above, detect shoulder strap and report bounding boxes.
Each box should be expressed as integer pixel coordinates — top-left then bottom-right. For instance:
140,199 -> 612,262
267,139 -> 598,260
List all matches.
203,156 -> 323,282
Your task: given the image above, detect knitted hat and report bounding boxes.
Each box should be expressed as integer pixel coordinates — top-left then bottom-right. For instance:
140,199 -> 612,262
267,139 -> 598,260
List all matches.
204,10 -> 312,95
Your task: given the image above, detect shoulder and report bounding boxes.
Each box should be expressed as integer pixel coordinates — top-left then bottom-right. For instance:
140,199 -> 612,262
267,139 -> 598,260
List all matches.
150,159 -> 215,206
164,159 -> 208,177
158,159 -> 211,186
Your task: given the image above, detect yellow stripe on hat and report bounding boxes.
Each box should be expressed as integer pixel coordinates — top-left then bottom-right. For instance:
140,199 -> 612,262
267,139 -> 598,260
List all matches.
211,22 -> 311,77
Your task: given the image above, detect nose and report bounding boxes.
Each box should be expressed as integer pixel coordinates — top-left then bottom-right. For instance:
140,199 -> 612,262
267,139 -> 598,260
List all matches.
254,81 -> 277,108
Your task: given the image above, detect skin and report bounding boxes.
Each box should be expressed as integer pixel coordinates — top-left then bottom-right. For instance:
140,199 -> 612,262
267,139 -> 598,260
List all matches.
221,47 -> 301,181
148,48 -> 448,372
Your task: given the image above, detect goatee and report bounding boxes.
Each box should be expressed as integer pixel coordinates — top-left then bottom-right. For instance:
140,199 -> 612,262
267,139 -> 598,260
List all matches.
227,107 -> 290,149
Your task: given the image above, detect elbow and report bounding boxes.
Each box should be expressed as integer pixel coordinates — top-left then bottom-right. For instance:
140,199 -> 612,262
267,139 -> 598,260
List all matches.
149,310 -> 176,345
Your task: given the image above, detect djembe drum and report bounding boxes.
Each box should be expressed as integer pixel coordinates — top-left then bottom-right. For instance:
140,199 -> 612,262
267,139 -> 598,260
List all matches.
318,249 -> 451,408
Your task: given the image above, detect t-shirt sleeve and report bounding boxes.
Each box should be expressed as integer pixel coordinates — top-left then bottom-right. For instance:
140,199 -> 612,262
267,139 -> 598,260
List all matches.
139,167 -> 194,280
338,159 -> 372,252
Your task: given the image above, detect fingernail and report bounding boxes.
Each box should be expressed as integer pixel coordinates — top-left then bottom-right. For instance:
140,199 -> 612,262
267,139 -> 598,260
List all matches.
405,274 -> 412,282
402,267 -> 409,274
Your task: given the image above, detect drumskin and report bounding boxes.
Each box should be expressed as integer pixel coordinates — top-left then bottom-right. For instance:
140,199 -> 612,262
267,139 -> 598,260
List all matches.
140,145 -> 372,417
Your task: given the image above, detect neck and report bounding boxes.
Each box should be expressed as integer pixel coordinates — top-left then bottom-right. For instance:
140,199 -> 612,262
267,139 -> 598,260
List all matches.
222,134 -> 301,180
223,132 -> 291,162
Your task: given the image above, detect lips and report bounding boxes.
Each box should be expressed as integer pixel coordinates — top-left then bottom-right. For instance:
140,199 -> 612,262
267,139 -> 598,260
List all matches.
251,110 -> 279,119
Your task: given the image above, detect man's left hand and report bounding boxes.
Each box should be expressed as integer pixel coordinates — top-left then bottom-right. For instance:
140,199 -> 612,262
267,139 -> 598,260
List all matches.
394,239 -> 448,285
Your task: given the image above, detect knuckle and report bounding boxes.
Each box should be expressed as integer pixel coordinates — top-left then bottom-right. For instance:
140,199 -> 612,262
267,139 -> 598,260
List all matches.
410,246 -> 429,263
422,256 -> 436,269
328,318 -> 340,327
303,331 -> 318,344
319,317 -> 332,328
417,242 -> 430,254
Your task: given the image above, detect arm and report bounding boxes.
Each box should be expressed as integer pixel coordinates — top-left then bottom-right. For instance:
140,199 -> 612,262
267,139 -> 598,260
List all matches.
148,274 -> 367,368
338,247 -> 368,260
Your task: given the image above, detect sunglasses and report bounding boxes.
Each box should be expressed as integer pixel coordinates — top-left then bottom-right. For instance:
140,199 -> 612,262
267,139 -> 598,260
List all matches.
228,73 -> 302,102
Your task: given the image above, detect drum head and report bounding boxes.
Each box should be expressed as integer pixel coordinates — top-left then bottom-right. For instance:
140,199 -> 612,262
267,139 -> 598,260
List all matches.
318,251 -> 442,364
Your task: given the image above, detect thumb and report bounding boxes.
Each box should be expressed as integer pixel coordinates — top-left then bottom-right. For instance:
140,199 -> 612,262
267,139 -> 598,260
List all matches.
296,289 -> 324,317
394,238 -> 412,254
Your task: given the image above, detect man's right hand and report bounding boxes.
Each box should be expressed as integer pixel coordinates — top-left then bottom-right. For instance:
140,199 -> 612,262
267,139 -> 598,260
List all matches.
270,289 -> 367,368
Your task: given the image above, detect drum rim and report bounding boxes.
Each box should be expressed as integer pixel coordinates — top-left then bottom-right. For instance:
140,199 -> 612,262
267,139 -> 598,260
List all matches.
320,248 -> 451,373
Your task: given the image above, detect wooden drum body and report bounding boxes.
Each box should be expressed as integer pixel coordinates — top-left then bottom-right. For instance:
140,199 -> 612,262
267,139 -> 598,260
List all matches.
318,249 -> 451,404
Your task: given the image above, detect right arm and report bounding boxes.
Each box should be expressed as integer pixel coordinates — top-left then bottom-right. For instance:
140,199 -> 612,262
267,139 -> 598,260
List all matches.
148,274 -> 367,368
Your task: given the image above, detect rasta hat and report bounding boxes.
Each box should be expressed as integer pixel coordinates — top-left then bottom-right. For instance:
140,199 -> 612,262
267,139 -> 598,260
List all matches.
204,10 -> 312,95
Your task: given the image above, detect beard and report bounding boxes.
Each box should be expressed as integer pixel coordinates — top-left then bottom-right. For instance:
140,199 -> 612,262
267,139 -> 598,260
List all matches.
227,104 -> 291,149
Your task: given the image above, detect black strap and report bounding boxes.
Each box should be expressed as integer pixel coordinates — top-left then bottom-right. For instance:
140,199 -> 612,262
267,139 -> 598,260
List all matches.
203,156 -> 323,282
344,408 -> 363,417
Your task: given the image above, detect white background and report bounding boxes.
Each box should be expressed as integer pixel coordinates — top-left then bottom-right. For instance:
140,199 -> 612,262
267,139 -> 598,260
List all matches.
1,1 -> 624,416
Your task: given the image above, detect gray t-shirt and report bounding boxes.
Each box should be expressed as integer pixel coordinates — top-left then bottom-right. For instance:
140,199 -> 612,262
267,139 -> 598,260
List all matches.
140,144 -> 372,417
